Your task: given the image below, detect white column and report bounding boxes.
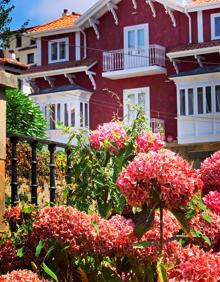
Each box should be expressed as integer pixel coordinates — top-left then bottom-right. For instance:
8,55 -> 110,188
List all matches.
75,32 -> 81,61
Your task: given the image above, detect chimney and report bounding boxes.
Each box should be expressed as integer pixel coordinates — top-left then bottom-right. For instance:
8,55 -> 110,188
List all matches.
9,50 -> 16,60
62,9 -> 70,16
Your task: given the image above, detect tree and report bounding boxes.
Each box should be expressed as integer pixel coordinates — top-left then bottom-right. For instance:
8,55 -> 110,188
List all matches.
0,0 -> 28,47
6,89 -> 47,138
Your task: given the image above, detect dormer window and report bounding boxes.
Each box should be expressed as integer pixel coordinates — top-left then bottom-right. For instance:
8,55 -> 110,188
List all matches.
211,13 -> 220,40
48,38 -> 69,63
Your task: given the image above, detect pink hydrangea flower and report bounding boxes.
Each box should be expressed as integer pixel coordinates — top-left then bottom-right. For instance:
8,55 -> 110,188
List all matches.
117,149 -> 203,209
168,246 -> 220,282
90,122 -> 127,152
0,270 -> 48,282
136,131 -> 164,153
200,151 -> 220,194
203,191 -> 220,215
4,207 -> 21,223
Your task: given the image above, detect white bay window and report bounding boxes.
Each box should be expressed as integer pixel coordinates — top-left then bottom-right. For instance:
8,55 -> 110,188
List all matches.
48,38 -> 69,63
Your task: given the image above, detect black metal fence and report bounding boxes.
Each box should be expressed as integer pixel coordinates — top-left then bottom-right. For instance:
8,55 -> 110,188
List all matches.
7,133 -> 72,206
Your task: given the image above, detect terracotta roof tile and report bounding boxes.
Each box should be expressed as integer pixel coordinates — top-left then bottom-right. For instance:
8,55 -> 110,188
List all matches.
0,58 -> 28,69
191,0 -> 218,4
170,40 -> 220,53
22,57 -> 97,74
28,13 -> 81,33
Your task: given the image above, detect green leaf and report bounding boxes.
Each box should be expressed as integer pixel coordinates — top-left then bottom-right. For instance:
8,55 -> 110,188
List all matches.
22,206 -> 34,214
17,246 -> 25,258
42,262 -> 58,282
171,209 -> 191,236
191,229 -> 211,246
157,261 -> 168,282
133,206 -> 155,239
35,240 -> 44,257
133,241 -> 152,248
202,212 -> 212,223
92,220 -> 100,235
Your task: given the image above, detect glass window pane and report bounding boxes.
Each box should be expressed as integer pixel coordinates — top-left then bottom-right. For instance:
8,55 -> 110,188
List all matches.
80,102 -> 84,127
206,86 -> 212,113
59,41 -> 66,60
127,93 -> 135,121
197,87 -> 203,114
138,29 -> 145,48
215,85 -> 220,112
57,104 -> 61,123
215,17 -> 220,37
188,88 -> 194,115
49,104 -> 56,130
51,42 -> 58,61
180,89 -> 186,116
85,103 -> 88,127
138,92 -> 145,115
128,30 -> 135,49
71,106 -> 75,127
64,104 -> 68,126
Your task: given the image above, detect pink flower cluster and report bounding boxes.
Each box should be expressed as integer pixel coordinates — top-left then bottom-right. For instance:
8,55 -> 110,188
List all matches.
136,131 -> 164,153
90,122 -> 127,152
168,246 -> 220,281
200,151 -> 220,194
31,206 -> 182,263
0,241 -> 22,273
203,191 -> 220,215
4,207 -> 21,224
117,149 -> 203,209
0,270 -> 48,282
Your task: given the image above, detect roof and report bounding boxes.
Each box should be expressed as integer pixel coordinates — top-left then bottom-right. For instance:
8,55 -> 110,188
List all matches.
28,12 -> 81,34
191,0 -> 218,4
170,65 -> 220,77
0,58 -> 28,69
30,84 -> 91,96
170,40 -> 220,53
22,57 -> 96,75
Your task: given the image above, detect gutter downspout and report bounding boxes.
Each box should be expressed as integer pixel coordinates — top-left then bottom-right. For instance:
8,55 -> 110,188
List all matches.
185,9 -> 192,44
80,29 -> 87,59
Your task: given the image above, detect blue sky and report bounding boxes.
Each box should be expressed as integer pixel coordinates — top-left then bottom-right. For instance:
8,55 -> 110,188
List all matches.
10,0 -> 97,30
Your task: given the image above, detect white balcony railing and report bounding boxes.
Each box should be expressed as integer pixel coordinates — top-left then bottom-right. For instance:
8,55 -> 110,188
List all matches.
103,45 -> 166,72
150,118 -> 165,135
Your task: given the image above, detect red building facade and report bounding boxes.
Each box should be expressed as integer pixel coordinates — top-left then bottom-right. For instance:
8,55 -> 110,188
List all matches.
20,0 -> 220,147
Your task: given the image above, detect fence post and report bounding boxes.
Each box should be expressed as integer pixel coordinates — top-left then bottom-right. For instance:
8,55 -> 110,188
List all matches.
0,88 -> 6,231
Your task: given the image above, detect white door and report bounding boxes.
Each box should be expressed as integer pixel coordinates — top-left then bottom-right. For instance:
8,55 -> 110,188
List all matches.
123,87 -> 150,125
124,24 -> 149,69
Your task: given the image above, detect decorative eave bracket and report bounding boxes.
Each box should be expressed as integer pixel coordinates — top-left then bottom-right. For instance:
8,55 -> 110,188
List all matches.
107,2 -> 119,25
132,0 -> 137,9
64,74 -> 75,85
44,76 -> 55,88
195,55 -> 204,68
89,17 -> 100,40
146,0 -> 156,18
85,70 -> 96,90
171,59 -> 179,74
164,6 -> 176,27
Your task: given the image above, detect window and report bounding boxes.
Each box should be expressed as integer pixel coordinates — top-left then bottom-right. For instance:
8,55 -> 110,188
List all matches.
178,84 -> 220,116
211,13 -> 220,40
16,36 -> 22,48
27,53 -> 34,64
30,39 -> 36,45
48,38 -> 68,63
123,87 -> 150,124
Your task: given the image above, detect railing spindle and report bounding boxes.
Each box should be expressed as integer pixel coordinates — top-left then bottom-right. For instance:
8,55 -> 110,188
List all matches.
49,144 -> 56,205
31,141 -> 38,205
11,137 -> 18,206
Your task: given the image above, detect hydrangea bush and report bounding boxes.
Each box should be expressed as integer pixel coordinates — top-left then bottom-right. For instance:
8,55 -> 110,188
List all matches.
1,115 -> 220,281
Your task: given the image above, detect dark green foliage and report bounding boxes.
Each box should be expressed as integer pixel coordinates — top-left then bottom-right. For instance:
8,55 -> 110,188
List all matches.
6,88 -> 47,138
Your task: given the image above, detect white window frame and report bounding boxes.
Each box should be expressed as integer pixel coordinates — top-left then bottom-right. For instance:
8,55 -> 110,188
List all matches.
123,87 -> 150,124
48,38 -> 69,64
124,23 -> 149,50
211,13 -> 220,40
177,82 -> 220,117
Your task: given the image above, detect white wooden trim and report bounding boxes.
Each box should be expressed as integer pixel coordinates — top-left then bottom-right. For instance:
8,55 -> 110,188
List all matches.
36,39 -> 42,66
48,37 -> 69,64
211,13 -> 220,40
197,11 -> 204,43
75,32 -> 81,61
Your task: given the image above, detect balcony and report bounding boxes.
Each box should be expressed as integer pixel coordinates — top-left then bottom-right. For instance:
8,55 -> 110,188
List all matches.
102,45 -> 166,80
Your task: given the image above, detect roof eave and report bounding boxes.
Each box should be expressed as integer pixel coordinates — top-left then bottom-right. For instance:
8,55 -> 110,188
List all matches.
187,2 -> 220,12
167,45 -> 220,58
27,26 -> 81,38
